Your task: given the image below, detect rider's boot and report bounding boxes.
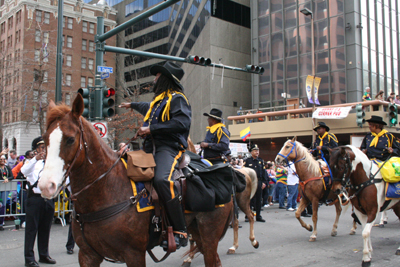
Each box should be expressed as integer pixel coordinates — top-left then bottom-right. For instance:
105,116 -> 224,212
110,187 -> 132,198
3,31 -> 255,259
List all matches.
161,196 -> 188,251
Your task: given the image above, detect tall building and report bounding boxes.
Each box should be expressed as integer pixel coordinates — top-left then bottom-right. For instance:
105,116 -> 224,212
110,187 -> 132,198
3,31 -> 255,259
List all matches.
90,0 -> 252,142
251,0 -> 399,109
0,0 -> 117,155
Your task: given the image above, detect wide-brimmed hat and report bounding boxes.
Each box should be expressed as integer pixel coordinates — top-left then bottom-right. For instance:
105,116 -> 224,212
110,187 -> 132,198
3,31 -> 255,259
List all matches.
150,62 -> 184,91
203,108 -> 223,121
366,115 -> 387,125
249,144 -> 260,152
32,136 -> 44,150
313,122 -> 330,132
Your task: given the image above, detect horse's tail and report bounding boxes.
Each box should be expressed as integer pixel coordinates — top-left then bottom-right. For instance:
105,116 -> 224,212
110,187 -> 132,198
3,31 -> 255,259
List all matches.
241,167 -> 257,199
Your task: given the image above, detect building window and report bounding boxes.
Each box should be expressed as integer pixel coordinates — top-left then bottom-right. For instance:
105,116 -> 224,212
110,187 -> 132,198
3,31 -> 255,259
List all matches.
80,76 -> 86,87
66,54 -> 72,66
65,93 -> 71,105
35,29 -> 41,42
1,22 -> 5,34
43,53 -> 48,62
15,30 -> 20,43
88,59 -> 94,70
63,16 -> 65,28
81,57 -> 86,69
34,49 -> 40,62
67,17 -> 73,29
66,74 -> 72,86
83,21 -> 88,32
36,10 -> 42,22
67,36 -> 72,48
43,32 -> 49,42
16,11 -> 21,25
43,71 -> 48,82
33,90 -> 38,101
62,35 -> 64,46
7,35 -> 12,48
89,41 -> 94,52
89,23 -> 95,34
44,12 -> 50,24
8,16 -> 13,29
88,77 -> 93,87
82,39 -> 87,50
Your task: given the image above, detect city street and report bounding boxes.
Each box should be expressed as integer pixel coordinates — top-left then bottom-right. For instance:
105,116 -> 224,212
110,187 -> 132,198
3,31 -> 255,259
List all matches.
1,204 -> 400,267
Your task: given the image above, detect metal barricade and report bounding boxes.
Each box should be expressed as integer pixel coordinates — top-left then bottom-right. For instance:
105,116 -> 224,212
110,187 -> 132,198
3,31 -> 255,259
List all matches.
54,189 -> 73,227
0,179 -> 25,223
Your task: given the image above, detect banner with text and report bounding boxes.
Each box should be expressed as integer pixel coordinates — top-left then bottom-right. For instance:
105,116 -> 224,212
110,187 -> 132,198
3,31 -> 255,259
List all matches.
314,77 -> 321,105
306,75 -> 314,104
312,106 -> 352,119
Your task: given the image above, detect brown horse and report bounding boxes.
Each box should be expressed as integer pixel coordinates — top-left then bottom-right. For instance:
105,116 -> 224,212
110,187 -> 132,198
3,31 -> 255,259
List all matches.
275,137 -> 353,242
329,145 -> 400,267
38,95 -> 233,267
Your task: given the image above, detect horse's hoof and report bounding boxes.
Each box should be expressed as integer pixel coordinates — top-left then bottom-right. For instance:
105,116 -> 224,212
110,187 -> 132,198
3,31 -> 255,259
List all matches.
309,237 -> 316,242
361,260 -> 371,267
349,230 -> 356,235
253,240 -> 259,249
331,231 -> 337,237
379,224 -> 384,228
227,248 -> 236,254
384,221 -> 388,225
182,262 -> 191,267
396,249 -> 400,255
307,225 -> 313,232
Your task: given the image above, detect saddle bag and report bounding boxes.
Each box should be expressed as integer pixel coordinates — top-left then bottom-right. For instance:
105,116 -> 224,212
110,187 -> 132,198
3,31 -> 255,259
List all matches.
126,150 -> 156,182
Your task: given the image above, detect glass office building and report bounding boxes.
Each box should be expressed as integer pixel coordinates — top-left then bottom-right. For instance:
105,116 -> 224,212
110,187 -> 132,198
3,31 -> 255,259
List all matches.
253,0 -> 399,108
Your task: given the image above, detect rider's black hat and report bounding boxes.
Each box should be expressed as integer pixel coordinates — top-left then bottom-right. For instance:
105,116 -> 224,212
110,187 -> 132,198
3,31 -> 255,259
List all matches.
366,115 -> 387,125
203,108 -> 223,121
32,136 -> 44,150
313,122 -> 330,132
150,62 -> 184,91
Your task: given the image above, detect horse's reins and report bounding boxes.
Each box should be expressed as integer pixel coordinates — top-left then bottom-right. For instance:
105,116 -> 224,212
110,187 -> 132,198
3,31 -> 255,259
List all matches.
277,141 -> 306,168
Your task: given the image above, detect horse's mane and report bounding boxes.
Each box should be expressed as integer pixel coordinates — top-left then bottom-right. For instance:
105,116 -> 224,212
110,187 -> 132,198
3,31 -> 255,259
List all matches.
292,141 -> 321,176
46,104 -> 71,131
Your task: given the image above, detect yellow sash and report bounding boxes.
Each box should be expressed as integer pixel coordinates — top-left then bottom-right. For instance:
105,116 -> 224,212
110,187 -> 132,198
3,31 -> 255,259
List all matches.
206,123 -> 228,143
370,129 -> 389,147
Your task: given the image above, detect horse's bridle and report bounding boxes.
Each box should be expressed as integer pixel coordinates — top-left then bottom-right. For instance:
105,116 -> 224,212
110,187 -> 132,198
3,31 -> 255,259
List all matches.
277,141 -> 305,166
332,151 -> 352,187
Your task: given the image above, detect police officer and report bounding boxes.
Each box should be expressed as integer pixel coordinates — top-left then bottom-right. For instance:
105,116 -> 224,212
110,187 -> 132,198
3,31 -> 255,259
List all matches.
22,137 -> 56,267
361,116 -> 400,160
312,122 -> 338,162
200,108 -> 230,164
119,62 -> 191,250
244,144 -> 268,222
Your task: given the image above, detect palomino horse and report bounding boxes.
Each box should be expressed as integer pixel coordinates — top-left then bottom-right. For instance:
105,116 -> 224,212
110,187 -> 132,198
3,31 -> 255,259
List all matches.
329,145 -> 400,267
38,95 -> 234,267
275,138 -> 353,242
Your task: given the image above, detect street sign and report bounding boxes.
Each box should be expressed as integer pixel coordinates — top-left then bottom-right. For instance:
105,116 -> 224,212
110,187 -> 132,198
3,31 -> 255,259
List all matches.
91,121 -> 108,138
97,66 -> 113,73
101,72 -> 110,79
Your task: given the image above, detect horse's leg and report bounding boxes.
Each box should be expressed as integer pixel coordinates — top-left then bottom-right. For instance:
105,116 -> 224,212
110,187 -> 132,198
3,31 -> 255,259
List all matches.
331,200 -> 342,237
309,198 -> 319,242
390,202 -> 400,255
182,239 -> 197,267
350,219 -> 358,235
236,188 -> 259,250
125,250 -> 146,267
294,198 -> 313,232
355,210 -> 374,266
377,211 -> 388,227
78,249 -> 103,267
227,205 -> 239,254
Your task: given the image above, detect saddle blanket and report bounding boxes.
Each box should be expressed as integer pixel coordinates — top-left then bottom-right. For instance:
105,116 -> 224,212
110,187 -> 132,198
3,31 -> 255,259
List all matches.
385,181 -> 400,200
130,180 -> 154,213
373,157 -> 400,183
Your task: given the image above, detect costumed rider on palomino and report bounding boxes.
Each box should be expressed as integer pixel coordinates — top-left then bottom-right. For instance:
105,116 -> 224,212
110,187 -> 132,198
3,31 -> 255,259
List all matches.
311,122 -> 338,204
119,62 -> 191,251
200,108 -> 230,164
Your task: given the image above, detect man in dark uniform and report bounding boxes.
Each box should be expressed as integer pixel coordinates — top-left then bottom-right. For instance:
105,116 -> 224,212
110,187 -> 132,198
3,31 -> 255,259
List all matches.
361,115 -> 400,160
22,137 -> 56,267
244,144 -> 268,222
119,62 -> 191,250
200,108 -> 230,164
312,122 -> 338,162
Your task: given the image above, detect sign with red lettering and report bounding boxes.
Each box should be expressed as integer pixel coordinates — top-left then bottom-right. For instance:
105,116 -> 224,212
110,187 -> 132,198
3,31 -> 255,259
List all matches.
312,106 -> 352,119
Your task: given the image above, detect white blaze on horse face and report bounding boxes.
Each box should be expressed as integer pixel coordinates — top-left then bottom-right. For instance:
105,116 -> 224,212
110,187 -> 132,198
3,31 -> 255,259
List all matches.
346,145 -> 371,176
39,126 -> 66,198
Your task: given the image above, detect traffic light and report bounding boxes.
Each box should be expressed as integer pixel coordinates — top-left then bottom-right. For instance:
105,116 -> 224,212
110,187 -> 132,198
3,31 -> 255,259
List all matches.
388,103 -> 398,127
77,88 -> 90,118
245,65 -> 265,74
356,103 -> 365,127
187,55 -> 211,66
102,87 -> 115,117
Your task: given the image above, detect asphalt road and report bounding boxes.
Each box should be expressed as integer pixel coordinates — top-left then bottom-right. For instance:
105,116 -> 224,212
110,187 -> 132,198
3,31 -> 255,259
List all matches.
1,204 -> 400,267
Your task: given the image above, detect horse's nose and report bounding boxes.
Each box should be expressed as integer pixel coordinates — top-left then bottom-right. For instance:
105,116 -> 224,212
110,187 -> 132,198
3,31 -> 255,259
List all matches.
41,180 -> 57,198
334,188 -> 341,195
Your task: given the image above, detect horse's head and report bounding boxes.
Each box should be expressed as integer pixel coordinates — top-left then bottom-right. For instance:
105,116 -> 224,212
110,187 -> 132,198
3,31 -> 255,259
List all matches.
329,146 -> 354,195
39,95 -> 87,199
275,137 -> 298,166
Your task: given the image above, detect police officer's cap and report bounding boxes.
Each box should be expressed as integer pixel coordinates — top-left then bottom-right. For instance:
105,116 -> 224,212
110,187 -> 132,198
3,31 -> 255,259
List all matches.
32,136 -> 44,150
249,144 -> 259,152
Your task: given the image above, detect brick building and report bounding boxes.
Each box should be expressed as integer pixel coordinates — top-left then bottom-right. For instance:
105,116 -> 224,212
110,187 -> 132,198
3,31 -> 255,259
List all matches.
0,0 -> 117,155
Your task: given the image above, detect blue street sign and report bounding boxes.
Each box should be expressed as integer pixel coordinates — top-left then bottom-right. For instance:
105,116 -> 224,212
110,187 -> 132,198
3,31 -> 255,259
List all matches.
97,66 -> 113,73
101,72 -> 110,79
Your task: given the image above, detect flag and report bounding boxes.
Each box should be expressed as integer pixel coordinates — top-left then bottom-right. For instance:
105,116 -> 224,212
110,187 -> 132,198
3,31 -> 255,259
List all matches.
240,127 -> 251,141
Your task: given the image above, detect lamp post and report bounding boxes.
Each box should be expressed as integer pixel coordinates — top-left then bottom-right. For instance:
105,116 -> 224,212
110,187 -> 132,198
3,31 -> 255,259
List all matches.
300,7 -> 316,145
